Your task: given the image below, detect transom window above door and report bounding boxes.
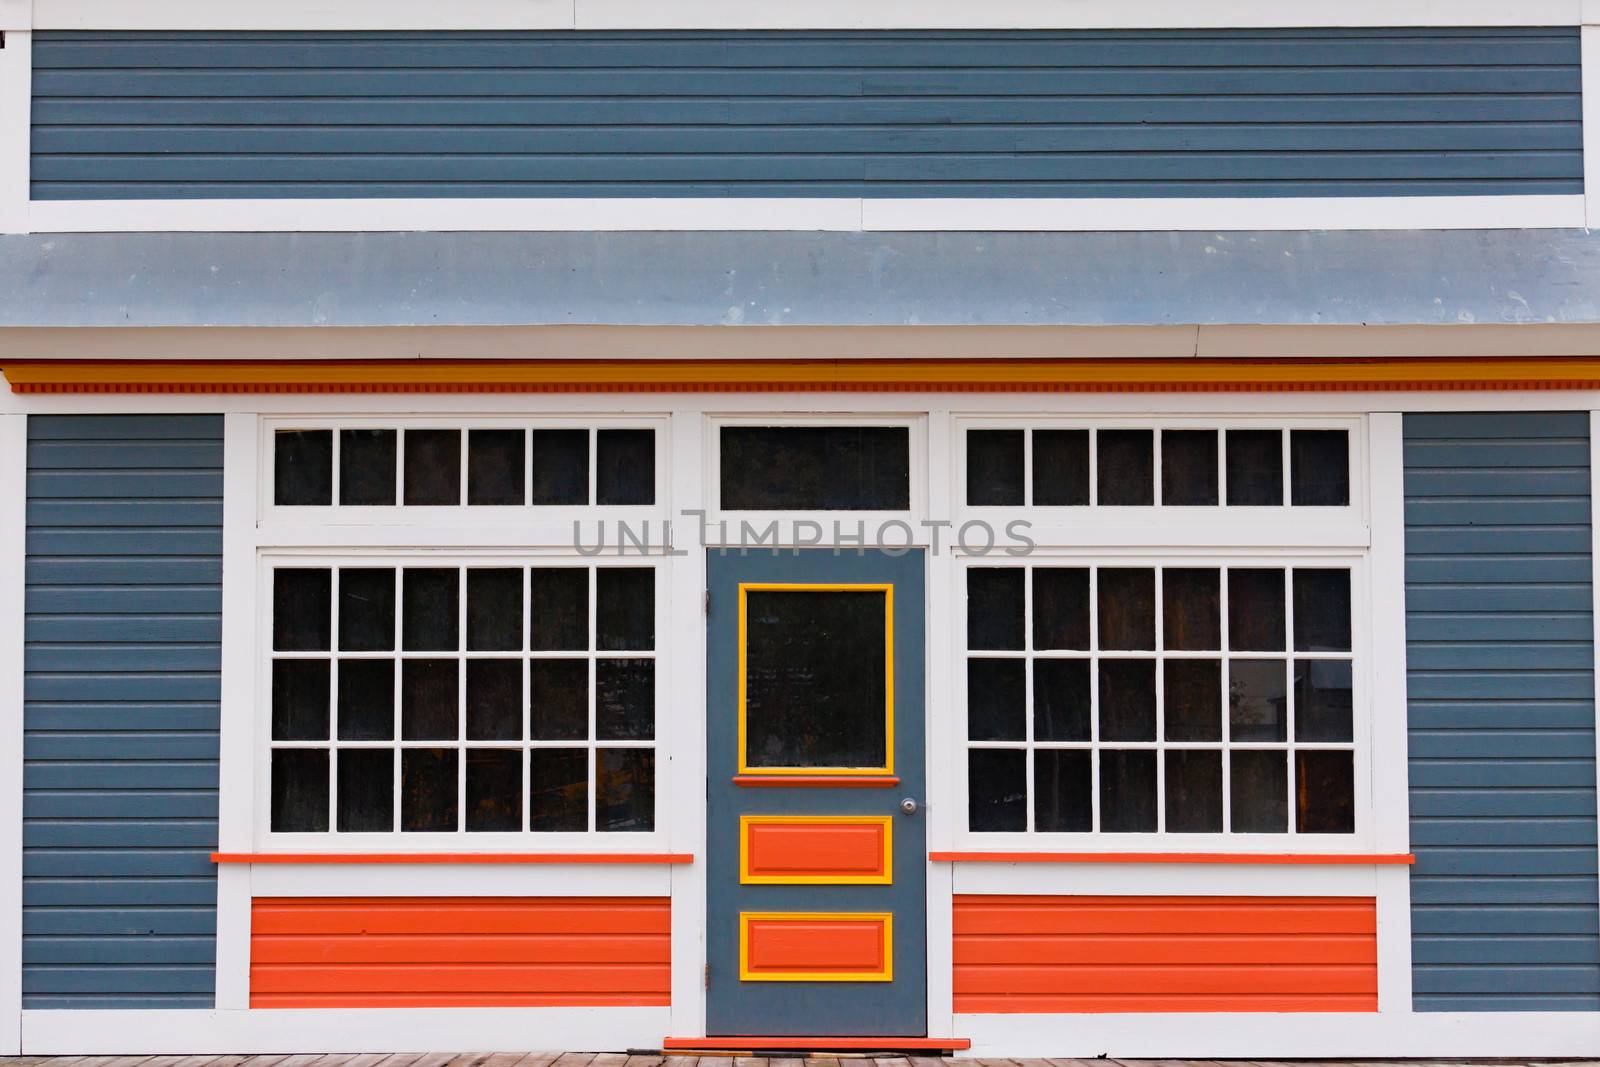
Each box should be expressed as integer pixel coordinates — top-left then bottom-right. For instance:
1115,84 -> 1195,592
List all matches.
719,424 -> 912,511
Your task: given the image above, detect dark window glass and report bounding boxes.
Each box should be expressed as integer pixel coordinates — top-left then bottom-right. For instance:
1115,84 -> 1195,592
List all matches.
1228,569 -> 1285,651
1291,430 -> 1350,507
1226,429 -> 1283,506
744,590 -> 887,769
966,430 -> 1024,506
467,659 -> 521,741
1231,750 -> 1287,833
1097,429 -> 1154,506
720,426 -> 910,511
467,429 -> 525,506
403,568 -> 459,652
1164,568 -> 1220,650
529,659 -> 589,741
597,659 -> 655,741
967,659 -> 1025,742
1098,568 -> 1155,650
1229,659 -> 1287,742
530,429 -> 590,505
337,749 -> 393,832
403,429 -> 462,506
338,659 -> 394,741
340,429 -> 397,506
401,659 -> 458,741
1033,568 -> 1090,650
401,748 -> 458,832
467,569 -> 523,652
273,569 -> 331,651
1297,750 -> 1355,833
271,749 -> 329,832
598,568 -> 654,651
1294,569 -> 1352,652
275,430 -> 332,506
1099,659 -> 1156,742
1033,658 -> 1091,742
1164,659 -> 1221,742
271,660 -> 330,741
1032,429 -> 1090,506
1166,750 -> 1223,833
967,568 -> 1025,651
1100,750 -> 1157,832
466,748 -> 523,832
597,748 -> 655,832
530,568 -> 589,651
1035,750 -> 1092,832
1161,430 -> 1219,506
597,429 -> 656,506
968,748 -> 1027,832
338,568 -> 395,652
1296,660 -> 1354,742
529,748 -> 588,832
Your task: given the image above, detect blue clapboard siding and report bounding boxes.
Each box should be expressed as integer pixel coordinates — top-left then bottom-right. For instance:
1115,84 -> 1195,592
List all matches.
23,415 -> 223,1009
1404,412 -> 1600,1012
29,27 -> 1582,200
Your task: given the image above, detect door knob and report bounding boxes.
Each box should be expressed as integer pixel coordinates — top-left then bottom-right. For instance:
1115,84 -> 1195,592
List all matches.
900,797 -> 919,815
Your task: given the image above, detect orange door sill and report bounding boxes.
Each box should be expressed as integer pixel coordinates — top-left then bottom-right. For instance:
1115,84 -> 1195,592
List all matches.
662,1037 -> 970,1051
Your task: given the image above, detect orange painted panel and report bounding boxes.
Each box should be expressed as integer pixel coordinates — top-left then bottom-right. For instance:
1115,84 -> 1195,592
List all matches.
743,819 -> 889,883
249,896 -> 670,1009
742,914 -> 890,980
952,895 -> 1377,1014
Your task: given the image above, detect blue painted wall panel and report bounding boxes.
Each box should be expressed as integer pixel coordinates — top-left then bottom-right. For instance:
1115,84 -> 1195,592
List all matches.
22,414 -> 223,1009
30,28 -> 1582,200
1404,412 -> 1600,1012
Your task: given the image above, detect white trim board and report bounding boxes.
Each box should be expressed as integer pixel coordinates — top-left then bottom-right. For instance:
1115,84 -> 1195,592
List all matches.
1586,27 -> 1600,230
0,31 -> 28,238
0,414 -> 25,1055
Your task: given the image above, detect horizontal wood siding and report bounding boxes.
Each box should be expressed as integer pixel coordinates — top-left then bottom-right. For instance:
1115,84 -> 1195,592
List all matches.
1403,412 -> 1600,1012
30,28 -> 1581,200
951,895 -> 1377,1013
22,415 -> 223,1009
250,897 -> 671,1007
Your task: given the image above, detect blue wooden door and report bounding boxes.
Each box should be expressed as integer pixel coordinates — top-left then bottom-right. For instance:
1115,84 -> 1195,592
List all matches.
706,549 -> 927,1037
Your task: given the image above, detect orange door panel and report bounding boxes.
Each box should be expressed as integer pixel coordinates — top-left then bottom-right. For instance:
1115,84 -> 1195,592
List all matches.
740,816 -> 892,884
740,912 -> 893,982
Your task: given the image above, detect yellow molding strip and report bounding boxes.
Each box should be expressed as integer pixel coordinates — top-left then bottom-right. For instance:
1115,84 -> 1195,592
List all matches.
738,815 -> 895,885
739,911 -> 894,983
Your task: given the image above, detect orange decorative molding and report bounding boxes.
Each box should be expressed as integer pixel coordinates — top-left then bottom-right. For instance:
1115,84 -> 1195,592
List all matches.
10,356 -> 1600,394
734,775 -> 900,788
662,1038 -> 971,1051
930,851 -> 1414,865
212,852 -> 693,865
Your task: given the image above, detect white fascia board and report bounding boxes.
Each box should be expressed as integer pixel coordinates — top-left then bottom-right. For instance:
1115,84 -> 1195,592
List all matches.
1586,0 -> 1600,24
0,1 -> 28,31
30,0 -> 575,30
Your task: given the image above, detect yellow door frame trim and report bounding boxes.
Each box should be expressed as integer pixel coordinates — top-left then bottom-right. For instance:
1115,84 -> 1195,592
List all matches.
738,911 -> 894,983
738,815 -> 895,885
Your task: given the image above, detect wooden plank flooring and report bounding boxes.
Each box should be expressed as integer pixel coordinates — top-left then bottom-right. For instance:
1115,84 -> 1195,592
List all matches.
0,1058 -> 1591,1067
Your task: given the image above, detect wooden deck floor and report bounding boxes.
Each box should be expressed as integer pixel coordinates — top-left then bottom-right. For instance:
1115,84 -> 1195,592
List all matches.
1,1055 -> 1593,1067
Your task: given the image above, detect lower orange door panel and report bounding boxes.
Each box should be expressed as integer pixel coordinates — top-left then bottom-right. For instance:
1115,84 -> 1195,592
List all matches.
741,816 -> 892,884
740,912 -> 892,982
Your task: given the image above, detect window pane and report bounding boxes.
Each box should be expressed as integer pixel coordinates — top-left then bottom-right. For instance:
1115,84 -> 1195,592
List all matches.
1035,750 -> 1092,832
744,589 -> 887,769
1097,429 -> 1154,506
529,748 -> 588,832
968,748 -> 1026,832
597,748 -> 655,832
967,568 -> 1025,651
1033,659 -> 1091,742
466,659 -> 522,741
967,430 -> 1024,506
1033,568 -> 1090,650
1228,568 -> 1285,651
1164,568 -> 1221,650
597,429 -> 656,506
338,568 -> 395,652
403,568 -> 459,652
1098,568 -> 1156,650
466,748 -> 523,832
1296,660 -> 1354,743
274,429 -> 332,506
529,659 -> 589,741
1229,659 -> 1287,742
1291,430 -> 1350,506
340,428 -> 397,506
1225,429 -> 1283,506
401,659 -> 459,741
1296,750 -> 1355,833
1164,659 -> 1221,741
720,426 -> 910,510
1294,569 -> 1353,652
467,429 -> 526,506
531,429 -> 590,505
1166,750 -> 1223,832
1230,750 -> 1287,833
1161,430 -> 1219,506
467,568 -> 523,652
273,569 -> 330,651
1100,750 -> 1157,832
337,749 -> 393,832
530,568 -> 589,652
338,659 -> 394,741
401,748 -> 458,832
271,749 -> 329,832
1099,659 -> 1156,742
967,659 -> 1025,742
597,659 -> 655,741
271,660 -> 329,741
403,429 -> 462,506
598,568 -> 654,651
1033,429 -> 1090,506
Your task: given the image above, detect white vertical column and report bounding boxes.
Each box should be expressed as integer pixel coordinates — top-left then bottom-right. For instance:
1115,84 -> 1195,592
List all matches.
0,413 -> 26,1052
0,26 -> 29,235
923,409 -> 956,1038
1585,14 -> 1600,229
1590,411 -> 1600,966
